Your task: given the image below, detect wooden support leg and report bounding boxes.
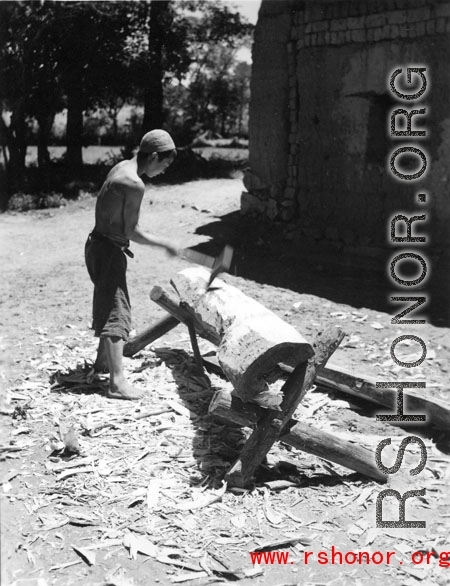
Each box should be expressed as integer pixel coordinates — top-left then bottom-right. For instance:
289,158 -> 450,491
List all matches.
209,390 -> 386,482
224,327 -> 345,488
123,315 -> 179,357
186,316 -> 205,375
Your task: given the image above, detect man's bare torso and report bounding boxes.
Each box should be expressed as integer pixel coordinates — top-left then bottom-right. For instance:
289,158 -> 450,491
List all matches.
94,159 -> 144,244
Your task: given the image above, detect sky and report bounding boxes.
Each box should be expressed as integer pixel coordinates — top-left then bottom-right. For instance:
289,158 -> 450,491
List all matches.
223,0 -> 261,62
225,0 -> 261,25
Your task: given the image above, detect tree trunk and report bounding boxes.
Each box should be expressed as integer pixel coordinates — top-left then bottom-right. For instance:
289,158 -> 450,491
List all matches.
152,267 -> 314,403
36,109 -> 55,168
142,0 -> 170,132
112,108 -> 119,143
66,80 -> 84,173
4,100 -> 28,191
220,112 -> 226,137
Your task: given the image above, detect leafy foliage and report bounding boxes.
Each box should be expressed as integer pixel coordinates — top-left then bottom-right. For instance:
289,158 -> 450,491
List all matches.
163,1 -> 253,141
0,0 -> 253,191
6,191 -> 66,211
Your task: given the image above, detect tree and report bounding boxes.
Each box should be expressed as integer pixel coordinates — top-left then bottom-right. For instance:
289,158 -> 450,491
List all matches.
50,1 -> 145,172
232,61 -> 252,135
158,3 -> 252,140
0,0 -> 253,192
143,1 -> 168,131
0,1 -> 51,186
26,8 -> 65,168
141,0 -> 253,135
0,1 -> 146,180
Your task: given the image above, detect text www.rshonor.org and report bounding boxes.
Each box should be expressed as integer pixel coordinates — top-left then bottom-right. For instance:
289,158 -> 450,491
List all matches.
249,548 -> 450,566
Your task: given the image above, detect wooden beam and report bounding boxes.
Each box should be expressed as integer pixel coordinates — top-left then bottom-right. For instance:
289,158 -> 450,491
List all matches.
150,285 -> 221,345
279,363 -> 450,432
123,315 -> 179,357
209,389 -> 386,483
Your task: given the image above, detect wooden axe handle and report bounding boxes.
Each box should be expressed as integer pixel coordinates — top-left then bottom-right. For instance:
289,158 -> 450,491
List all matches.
181,248 -> 215,269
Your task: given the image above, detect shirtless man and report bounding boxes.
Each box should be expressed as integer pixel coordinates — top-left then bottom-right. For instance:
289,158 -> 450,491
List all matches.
85,129 -> 179,400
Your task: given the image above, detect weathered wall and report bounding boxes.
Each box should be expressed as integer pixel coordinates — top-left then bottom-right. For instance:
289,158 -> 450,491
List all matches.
244,0 -> 450,258
243,0 -> 297,219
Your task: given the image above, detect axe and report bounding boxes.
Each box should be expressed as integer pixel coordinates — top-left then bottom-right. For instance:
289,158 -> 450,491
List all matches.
182,245 -> 234,289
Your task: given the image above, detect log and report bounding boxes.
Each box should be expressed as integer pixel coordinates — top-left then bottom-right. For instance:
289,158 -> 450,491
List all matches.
318,365 -> 450,430
224,327 -> 345,487
208,389 -> 387,482
150,286 -> 221,346
279,363 -> 450,432
123,315 -> 179,357
165,267 -> 314,401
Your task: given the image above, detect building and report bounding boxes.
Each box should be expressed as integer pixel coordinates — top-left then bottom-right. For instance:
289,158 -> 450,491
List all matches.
244,0 -> 449,286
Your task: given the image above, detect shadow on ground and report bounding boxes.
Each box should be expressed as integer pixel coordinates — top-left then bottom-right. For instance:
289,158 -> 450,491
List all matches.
50,364 -> 109,397
192,211 -> 449,328
155,349 -> 384,490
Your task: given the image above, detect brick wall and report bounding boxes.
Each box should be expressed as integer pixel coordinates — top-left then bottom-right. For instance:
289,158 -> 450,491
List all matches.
245,0 -> 450,258
295,2 -> 450,48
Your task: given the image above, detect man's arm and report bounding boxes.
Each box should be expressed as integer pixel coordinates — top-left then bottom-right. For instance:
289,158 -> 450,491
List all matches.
122,182 -> 180,255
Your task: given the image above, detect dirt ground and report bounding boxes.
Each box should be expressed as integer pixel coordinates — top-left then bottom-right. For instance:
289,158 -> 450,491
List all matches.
1,177 -> 449,586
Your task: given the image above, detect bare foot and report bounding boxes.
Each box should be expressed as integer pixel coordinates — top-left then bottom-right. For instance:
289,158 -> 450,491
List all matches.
106,381 -> 145,401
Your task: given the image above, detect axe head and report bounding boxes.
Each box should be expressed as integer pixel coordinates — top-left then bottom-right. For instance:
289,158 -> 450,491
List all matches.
207,245 -> 234,289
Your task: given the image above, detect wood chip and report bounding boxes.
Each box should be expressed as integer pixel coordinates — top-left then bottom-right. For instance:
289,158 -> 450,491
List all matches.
254,534 -> 312,551
123,532 -> 158,559
72,544 -> 96,566
57,466 -> 93,481
49,560 -> 82,572
167,399 -> 194,418
170,571 -> 209,583
174,482 -> 227,511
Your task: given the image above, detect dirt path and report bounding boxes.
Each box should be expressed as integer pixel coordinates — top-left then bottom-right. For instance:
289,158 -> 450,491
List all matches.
1,178 -> 449,586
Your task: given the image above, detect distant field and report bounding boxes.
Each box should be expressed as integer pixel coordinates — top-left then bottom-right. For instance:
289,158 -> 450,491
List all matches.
15,145 -> 248,166
192,146 -> 248,162
23,145 -> 124,166
0,144 -> 249,169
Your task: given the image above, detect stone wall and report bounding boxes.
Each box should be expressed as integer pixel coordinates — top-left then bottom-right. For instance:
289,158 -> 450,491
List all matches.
244,0 -> 450,259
